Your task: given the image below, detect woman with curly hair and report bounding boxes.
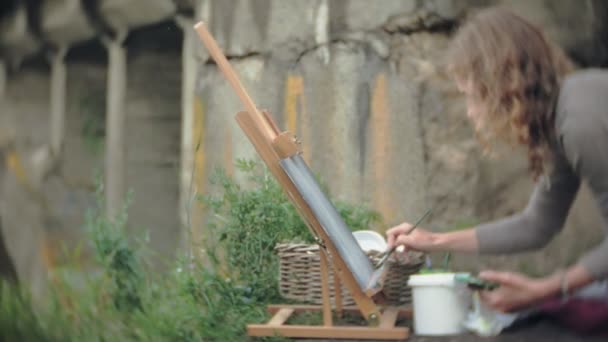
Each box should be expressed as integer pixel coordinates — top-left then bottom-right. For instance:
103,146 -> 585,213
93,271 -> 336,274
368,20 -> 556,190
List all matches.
386,7 -> 608,333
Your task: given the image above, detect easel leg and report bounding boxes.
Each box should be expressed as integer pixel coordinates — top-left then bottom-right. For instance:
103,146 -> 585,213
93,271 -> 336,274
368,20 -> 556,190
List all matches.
248,305 -> 411,340
319,250 -> 333,326
333,262 -> 344,318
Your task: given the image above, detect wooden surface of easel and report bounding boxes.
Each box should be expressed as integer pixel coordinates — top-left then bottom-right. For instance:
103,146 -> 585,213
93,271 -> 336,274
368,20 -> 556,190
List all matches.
194,21 -> 411,340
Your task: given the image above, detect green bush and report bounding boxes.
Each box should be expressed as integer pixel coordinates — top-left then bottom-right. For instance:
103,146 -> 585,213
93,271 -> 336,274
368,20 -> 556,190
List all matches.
0,159 -> 382,341
201,159 -> 382,303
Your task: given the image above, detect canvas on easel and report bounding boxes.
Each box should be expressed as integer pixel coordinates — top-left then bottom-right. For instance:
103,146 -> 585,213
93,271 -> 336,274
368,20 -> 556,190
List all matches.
194,21 -> 411,340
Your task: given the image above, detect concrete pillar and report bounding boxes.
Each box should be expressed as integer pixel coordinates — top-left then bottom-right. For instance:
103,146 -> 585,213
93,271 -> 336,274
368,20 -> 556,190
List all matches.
176,2 -> 210,259
175,16 -> 196,232
49,47 -> 68,157
0,60 -> 5,101
104,32 -> 128,219
314,0 -> 330,64
0,60 -> 7,148
0,60 -> 13,149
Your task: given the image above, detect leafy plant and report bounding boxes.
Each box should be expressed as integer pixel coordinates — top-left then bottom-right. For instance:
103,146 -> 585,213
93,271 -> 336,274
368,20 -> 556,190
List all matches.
0,159 -> 383,341
87,188 -> 143,313
0,283 -> 48,341
200,159 -> 383,302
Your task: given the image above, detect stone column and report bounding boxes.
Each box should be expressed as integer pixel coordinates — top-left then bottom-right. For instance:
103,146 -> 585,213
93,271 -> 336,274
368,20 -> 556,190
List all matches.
49,47 -> 68,157
175,16 -> 196,233
176,1 -> 210,259
0,60 -> 5,101
104,32 -> 128,219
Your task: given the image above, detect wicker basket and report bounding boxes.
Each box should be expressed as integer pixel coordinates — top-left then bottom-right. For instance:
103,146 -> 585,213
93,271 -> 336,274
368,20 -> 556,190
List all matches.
276,243 -> 424,306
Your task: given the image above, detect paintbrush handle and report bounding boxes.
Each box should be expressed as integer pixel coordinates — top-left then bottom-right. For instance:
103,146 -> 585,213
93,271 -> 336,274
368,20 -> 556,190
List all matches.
375,247 -> 395,268
405,208 -> 432,235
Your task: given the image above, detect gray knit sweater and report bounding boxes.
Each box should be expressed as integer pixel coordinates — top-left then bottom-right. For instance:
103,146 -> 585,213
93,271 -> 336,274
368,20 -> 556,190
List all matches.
476,69 -> 608,279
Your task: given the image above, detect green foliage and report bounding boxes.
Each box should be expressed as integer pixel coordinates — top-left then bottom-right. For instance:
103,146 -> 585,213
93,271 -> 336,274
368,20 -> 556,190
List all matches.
87,189 -> 143,313
0,283 -> 48,341
201,159 -> 310,302
200,159 -> 383,302
0,159 -> 383,341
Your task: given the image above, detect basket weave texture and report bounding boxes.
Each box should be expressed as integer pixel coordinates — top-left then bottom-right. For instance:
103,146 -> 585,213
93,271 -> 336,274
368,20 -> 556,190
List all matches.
276,243 -> 424,306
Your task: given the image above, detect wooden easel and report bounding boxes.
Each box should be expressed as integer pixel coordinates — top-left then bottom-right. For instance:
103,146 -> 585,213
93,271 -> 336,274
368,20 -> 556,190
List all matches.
194,22 -> 411,340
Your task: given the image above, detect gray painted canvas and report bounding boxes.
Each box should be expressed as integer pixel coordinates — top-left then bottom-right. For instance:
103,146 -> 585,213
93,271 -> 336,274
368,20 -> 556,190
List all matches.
280,154 -> 375,290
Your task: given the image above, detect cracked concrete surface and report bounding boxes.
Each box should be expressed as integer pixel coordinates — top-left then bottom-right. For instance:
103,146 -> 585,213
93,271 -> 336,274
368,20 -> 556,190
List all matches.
1,0 -> 607,301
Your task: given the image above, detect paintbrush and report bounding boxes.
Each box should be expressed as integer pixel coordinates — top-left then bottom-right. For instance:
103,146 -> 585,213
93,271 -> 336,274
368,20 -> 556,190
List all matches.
374,208 -> 432,269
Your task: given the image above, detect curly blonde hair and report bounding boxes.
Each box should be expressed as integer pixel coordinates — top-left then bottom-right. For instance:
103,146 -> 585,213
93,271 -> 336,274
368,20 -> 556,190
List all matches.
447,7 -> 574,180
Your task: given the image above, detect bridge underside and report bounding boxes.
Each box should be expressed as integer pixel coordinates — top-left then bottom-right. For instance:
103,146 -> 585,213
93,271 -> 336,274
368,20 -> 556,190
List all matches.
0,0 -> 192,67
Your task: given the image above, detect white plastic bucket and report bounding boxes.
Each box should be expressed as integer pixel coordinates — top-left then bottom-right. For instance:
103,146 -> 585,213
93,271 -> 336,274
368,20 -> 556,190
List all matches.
408,273 -> 471,335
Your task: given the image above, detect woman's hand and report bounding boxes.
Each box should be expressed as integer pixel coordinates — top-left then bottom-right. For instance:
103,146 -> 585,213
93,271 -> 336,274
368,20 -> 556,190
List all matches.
386,222 -> 441,252
478,270 -> 551,312
386,221 -> 479,253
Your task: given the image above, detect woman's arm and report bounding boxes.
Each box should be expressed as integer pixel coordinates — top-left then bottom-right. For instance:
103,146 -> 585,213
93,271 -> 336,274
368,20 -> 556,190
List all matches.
388,157 -> 578,255
387,152 -> 579,255
386,223 -> 479,253
478,264 -> 595,313
475,152 -> 580,254
437,229 -> 479,253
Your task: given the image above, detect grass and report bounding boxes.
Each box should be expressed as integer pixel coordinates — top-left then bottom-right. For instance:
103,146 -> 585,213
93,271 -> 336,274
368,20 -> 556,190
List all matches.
0,159 -> 383,341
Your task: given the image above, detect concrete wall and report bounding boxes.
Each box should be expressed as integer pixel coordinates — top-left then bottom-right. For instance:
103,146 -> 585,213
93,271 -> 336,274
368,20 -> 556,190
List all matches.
1,0 -> 607,296
125,50 -> 181,265
1,47 -> 182,295
192,0 -> 607,275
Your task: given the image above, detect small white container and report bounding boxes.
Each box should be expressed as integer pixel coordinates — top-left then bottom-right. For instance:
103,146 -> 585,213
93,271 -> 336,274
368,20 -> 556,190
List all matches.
408,273 -> 471,336
352,230 -> 387,253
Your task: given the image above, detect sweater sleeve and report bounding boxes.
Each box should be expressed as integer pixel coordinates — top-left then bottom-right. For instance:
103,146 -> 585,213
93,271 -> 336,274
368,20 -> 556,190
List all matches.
559,87 -> 608,279
475,151 -> 580,254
